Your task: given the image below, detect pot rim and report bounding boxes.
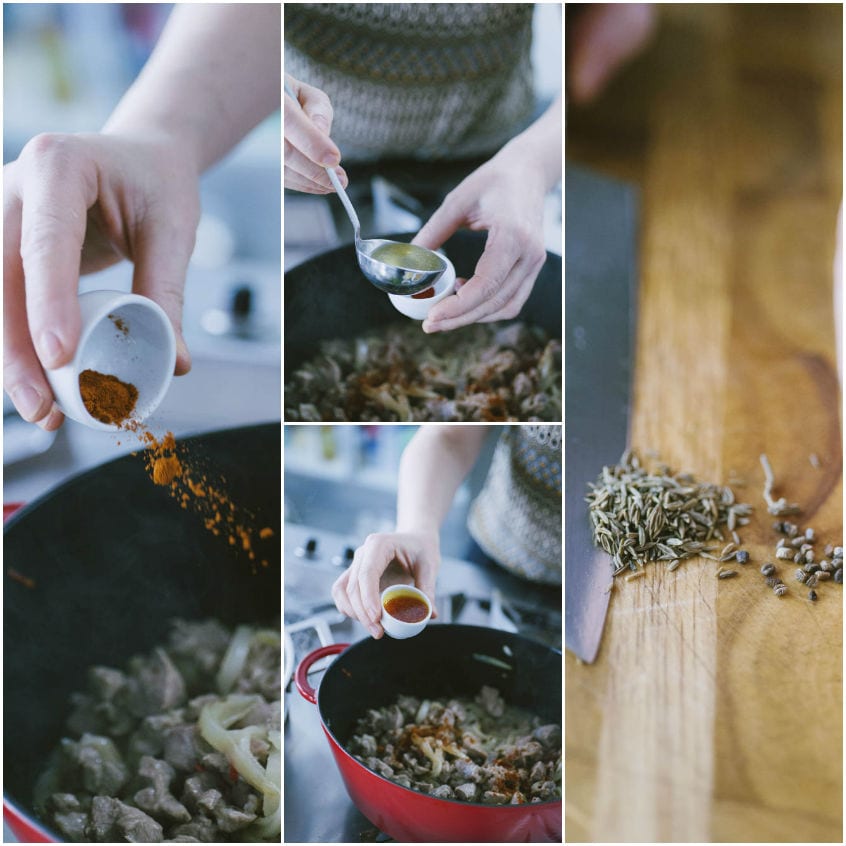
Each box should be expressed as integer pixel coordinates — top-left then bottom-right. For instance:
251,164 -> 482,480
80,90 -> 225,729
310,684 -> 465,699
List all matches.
4,797 -> 58,843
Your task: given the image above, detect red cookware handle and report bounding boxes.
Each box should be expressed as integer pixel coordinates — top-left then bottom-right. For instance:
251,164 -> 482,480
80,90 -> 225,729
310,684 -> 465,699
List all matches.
295,642 -> 349,704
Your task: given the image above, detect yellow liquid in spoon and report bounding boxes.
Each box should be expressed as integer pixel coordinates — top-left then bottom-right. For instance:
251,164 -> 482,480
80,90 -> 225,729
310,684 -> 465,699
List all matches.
370,242 -> 444,272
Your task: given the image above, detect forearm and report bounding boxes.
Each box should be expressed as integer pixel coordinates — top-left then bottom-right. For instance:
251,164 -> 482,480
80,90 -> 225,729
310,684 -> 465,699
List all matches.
498,95 -> 562,190
104,4 -> 280,172
396,426 -> 488,534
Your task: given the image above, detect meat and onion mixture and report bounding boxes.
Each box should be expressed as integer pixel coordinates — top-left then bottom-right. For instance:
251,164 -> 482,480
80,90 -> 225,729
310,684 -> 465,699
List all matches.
347,686 -> 561,805
34,620 -> 280,842
285,322 -> 561,422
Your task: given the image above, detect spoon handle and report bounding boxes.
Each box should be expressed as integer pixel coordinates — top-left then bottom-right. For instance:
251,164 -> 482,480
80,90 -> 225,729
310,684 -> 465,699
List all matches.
284,81 -> 360,242
325,167 -> 360,241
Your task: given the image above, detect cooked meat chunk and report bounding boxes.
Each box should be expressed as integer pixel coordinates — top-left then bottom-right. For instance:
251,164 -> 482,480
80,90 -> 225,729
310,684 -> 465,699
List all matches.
533,724 -> 561,748
86,796 -> 162,842
47,793 -> 88,842
133,757 -> 190,823
476,686 -> 505,718
454,783 -> 477,802
60,735 -> 128,795
126,649 -> 187,718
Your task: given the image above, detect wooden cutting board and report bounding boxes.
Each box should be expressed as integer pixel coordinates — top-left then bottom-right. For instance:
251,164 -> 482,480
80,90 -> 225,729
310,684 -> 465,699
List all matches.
565,5 -> 842,842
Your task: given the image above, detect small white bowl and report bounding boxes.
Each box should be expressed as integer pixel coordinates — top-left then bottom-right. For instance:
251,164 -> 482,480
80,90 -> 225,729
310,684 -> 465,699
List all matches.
380,584 -> 433,639
45,291 -> 176,431
387,256 -> 457,321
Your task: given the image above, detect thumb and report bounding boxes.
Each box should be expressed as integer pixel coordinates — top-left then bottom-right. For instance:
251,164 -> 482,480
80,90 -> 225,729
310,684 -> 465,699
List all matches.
413,192 -> 469,253
130,207 -> 198,376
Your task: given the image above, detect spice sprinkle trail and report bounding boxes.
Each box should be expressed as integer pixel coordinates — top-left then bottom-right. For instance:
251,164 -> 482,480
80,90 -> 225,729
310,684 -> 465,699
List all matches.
140,431 -> 274,568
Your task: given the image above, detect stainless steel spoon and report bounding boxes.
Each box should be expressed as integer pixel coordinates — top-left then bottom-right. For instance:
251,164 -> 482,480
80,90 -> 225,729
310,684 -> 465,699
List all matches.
285,82 -> 447,295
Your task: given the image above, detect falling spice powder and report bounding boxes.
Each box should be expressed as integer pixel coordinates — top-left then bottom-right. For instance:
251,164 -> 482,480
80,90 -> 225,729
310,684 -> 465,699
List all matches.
79,369 -> 138,425
139,429 -> 273,567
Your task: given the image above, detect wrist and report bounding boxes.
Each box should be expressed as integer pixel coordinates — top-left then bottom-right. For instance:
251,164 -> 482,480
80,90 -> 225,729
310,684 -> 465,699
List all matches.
395,525 -> 440,544
499,101 -> 562,192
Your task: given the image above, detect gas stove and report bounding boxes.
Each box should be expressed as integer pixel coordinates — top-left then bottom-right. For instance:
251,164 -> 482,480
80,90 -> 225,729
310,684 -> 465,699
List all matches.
283,521 -> 561,842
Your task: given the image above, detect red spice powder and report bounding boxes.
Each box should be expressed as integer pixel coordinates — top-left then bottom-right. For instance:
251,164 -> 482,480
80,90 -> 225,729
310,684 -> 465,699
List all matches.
124,425 -> 274,568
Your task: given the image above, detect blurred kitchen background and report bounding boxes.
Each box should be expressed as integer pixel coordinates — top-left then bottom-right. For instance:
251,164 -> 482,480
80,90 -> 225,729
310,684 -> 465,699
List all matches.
284,424 -> 561,841
3,4 -> 281,504
284,2 -> 562,271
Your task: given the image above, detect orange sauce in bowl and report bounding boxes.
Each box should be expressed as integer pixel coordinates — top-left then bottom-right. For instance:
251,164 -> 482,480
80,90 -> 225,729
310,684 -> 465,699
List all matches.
411,287 -> 435,300
384,592 -> 429,623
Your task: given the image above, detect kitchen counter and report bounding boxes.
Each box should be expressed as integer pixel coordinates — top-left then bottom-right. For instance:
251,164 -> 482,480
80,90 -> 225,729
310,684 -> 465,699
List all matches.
566,5 -> 842,843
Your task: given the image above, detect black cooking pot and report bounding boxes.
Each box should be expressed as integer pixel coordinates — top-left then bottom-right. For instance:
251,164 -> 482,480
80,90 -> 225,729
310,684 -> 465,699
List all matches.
284,230 -> 562,376
295,624 -> 562,842
3,423 -> 281,842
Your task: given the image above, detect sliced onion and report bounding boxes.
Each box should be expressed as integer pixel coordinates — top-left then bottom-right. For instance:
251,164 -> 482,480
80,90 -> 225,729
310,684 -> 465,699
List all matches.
199,695 -> 281,839
216,625 -> 254,694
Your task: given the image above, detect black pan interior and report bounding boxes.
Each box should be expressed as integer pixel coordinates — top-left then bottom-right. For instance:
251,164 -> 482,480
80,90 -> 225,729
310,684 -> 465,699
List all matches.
3,423 -> 281,811
317,624 -> 562,747
284,231 -> 562,376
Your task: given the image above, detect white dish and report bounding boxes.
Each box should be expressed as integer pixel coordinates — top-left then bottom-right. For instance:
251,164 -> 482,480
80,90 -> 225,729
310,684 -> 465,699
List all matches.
387,256 -> 457,321
380,584 -> 433,639
45,291 -> 176,431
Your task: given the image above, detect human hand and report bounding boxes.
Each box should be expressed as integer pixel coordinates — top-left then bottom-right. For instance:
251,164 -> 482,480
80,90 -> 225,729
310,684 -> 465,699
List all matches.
413,147 -> 548,334
4,131 -> 200,430
567,3 -> 656,103
284,74 -> 348,194
331,530 -> 440,639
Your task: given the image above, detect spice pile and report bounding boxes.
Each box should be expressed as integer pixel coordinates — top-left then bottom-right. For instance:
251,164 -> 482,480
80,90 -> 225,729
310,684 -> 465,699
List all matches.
586,450 -> 752,576
588,450 -> 843,602
79,369 -> 138,425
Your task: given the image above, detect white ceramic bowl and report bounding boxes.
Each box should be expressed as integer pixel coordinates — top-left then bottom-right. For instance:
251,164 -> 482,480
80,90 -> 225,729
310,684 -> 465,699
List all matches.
387,256 -> 457,321
380,584 -> 433,639
45,291 -> 176,431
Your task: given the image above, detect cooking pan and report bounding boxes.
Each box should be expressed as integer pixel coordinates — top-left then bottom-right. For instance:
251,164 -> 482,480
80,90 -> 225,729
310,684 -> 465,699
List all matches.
284,230 -> 562,376
3,423 -> 281,842
295,624 -> 562,842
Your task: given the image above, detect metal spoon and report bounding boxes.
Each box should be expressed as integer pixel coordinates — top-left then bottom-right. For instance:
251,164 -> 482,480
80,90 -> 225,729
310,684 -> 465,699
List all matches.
285,82 -> 446,295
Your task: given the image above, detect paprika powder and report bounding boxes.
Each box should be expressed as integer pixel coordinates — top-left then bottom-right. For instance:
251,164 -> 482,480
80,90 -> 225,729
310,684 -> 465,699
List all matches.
79,369 -> 138,425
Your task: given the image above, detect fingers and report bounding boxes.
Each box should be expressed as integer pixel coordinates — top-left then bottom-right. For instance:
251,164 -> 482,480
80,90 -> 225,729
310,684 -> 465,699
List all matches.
331,537 -> 390,638
284,88 -> 341,171
130,194 -> 200,376
17,134 -> 94,371
568,3 -> 656,103
297,79 -> 335,137
3,177 -> 62,427
422,226 -> 546,333
284,141 -> 347,194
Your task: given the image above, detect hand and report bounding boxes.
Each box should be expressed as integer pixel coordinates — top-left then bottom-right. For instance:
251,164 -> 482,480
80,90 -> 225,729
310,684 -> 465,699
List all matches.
331,530 -> 440,639
4,131 -> 200,430
567,4 -> 656,103
284,74 -> 348,194
413,148 -> 548,333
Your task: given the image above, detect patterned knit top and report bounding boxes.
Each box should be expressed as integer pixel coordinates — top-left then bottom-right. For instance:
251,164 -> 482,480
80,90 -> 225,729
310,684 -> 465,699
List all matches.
468,425 -> 561,585
284,3 -> 535,160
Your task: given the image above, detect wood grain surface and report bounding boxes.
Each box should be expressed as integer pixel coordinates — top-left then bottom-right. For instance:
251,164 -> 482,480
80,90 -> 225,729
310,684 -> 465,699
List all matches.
565,5 -> 842,842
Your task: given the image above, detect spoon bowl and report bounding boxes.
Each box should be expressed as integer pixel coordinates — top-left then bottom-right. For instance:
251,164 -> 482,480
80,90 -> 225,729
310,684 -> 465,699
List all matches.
357,237 -> 447,294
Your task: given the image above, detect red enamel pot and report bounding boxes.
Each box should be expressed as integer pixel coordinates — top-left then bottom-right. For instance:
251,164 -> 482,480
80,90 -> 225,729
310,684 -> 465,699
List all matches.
295,624 -> 562,842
